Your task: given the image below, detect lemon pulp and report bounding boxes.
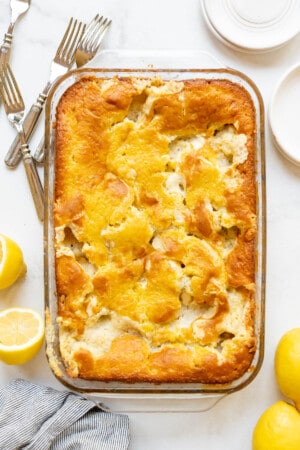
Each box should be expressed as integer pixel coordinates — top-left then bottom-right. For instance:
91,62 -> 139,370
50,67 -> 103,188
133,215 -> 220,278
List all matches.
0,307 -> 44,365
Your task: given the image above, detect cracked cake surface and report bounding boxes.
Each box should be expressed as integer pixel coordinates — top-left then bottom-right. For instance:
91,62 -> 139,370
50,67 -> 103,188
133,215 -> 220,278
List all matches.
53,75 -> 257,383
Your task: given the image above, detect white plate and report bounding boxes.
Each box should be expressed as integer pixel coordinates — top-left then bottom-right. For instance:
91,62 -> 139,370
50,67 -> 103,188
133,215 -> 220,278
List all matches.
202,0 -> 300,53
269,64 -> 300,166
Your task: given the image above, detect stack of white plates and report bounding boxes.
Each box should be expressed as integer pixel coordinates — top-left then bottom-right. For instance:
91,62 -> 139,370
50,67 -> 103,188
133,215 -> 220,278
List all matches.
269,64 -> 300,166
201,0 -> 300,53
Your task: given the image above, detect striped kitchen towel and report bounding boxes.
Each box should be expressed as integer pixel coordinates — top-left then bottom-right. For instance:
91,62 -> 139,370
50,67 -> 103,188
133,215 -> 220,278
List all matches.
0,379 -> 130,450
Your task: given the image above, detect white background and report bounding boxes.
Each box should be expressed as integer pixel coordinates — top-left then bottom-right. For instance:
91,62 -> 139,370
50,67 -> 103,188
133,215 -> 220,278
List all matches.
1,0 -> 300,449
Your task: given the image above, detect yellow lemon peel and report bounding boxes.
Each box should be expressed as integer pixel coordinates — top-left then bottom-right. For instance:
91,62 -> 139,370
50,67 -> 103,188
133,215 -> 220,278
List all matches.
252,400 -> 300,450
0,234 -> 27,290
275,328 -> 300,411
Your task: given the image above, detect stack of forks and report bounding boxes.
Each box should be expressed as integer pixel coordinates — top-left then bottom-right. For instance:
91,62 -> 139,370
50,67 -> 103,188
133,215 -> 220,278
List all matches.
0,3 -> 112,221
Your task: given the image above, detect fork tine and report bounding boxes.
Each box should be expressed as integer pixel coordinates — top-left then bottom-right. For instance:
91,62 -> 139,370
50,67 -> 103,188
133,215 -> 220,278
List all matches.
0,68 -> 7,99
58,19 -> 85,64
89,18 -> 111,52
0,65 -> 15,109
4,66 -> 16,107
6,64 -> 24,108
81,16 -> 109,53
55,17 -> 75,57
80,14 -> 101,46
59,19 -> 78,59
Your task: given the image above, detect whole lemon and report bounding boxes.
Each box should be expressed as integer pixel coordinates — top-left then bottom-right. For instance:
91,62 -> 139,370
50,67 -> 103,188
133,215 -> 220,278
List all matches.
275,328 -> 300,410
252,400 -> 300,450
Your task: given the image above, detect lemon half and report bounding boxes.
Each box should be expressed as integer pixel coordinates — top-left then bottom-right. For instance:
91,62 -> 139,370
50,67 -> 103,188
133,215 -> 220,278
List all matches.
0,234 -> 27,289
0,307 -> 44,365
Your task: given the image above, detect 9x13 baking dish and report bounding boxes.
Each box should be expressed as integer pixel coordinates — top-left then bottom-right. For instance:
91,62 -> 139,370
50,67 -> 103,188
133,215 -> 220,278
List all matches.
44,51 -> 266,412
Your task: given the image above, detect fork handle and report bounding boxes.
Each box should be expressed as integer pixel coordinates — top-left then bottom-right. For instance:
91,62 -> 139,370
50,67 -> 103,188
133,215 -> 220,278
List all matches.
0,24 -> 14,65
21,144 -> 45,222
5,84 -> 51,168
0,33 -> 13,65
33,135 -> 46,163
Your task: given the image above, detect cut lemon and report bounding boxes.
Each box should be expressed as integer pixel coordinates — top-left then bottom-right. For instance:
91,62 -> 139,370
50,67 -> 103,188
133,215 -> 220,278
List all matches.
0,307 -> 44,365
0,234 -> 27,289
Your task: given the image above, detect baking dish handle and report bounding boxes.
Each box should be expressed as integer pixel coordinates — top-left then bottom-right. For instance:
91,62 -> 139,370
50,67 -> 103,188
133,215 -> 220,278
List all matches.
84,393 -> 227,413
87,49 -> 226,70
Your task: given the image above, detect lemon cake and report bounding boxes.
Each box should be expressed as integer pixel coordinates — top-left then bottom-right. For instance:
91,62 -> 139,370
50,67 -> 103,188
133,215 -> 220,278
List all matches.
53,75 -> 257,383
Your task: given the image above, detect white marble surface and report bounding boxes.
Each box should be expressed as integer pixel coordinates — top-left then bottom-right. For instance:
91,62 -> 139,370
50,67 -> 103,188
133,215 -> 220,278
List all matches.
1,0 -> 300,449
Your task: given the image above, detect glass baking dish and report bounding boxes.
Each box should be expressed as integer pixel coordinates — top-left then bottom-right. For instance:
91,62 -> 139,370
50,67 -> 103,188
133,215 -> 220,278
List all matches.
44,50 -> 266,412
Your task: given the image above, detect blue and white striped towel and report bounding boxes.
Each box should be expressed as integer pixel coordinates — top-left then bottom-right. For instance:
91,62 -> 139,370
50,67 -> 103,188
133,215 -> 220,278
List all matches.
0,379 -> 130,450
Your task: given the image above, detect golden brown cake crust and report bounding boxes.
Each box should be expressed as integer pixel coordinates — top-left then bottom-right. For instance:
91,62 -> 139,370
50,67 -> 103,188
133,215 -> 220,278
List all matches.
53,75 -> 257,384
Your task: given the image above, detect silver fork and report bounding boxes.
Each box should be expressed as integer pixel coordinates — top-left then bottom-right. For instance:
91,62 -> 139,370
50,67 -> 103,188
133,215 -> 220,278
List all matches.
5,17 -> 85,168
33,14 -> 112,163
0,64 -> 44,221
75,14 -> 111,67
0,0 -> 31,66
